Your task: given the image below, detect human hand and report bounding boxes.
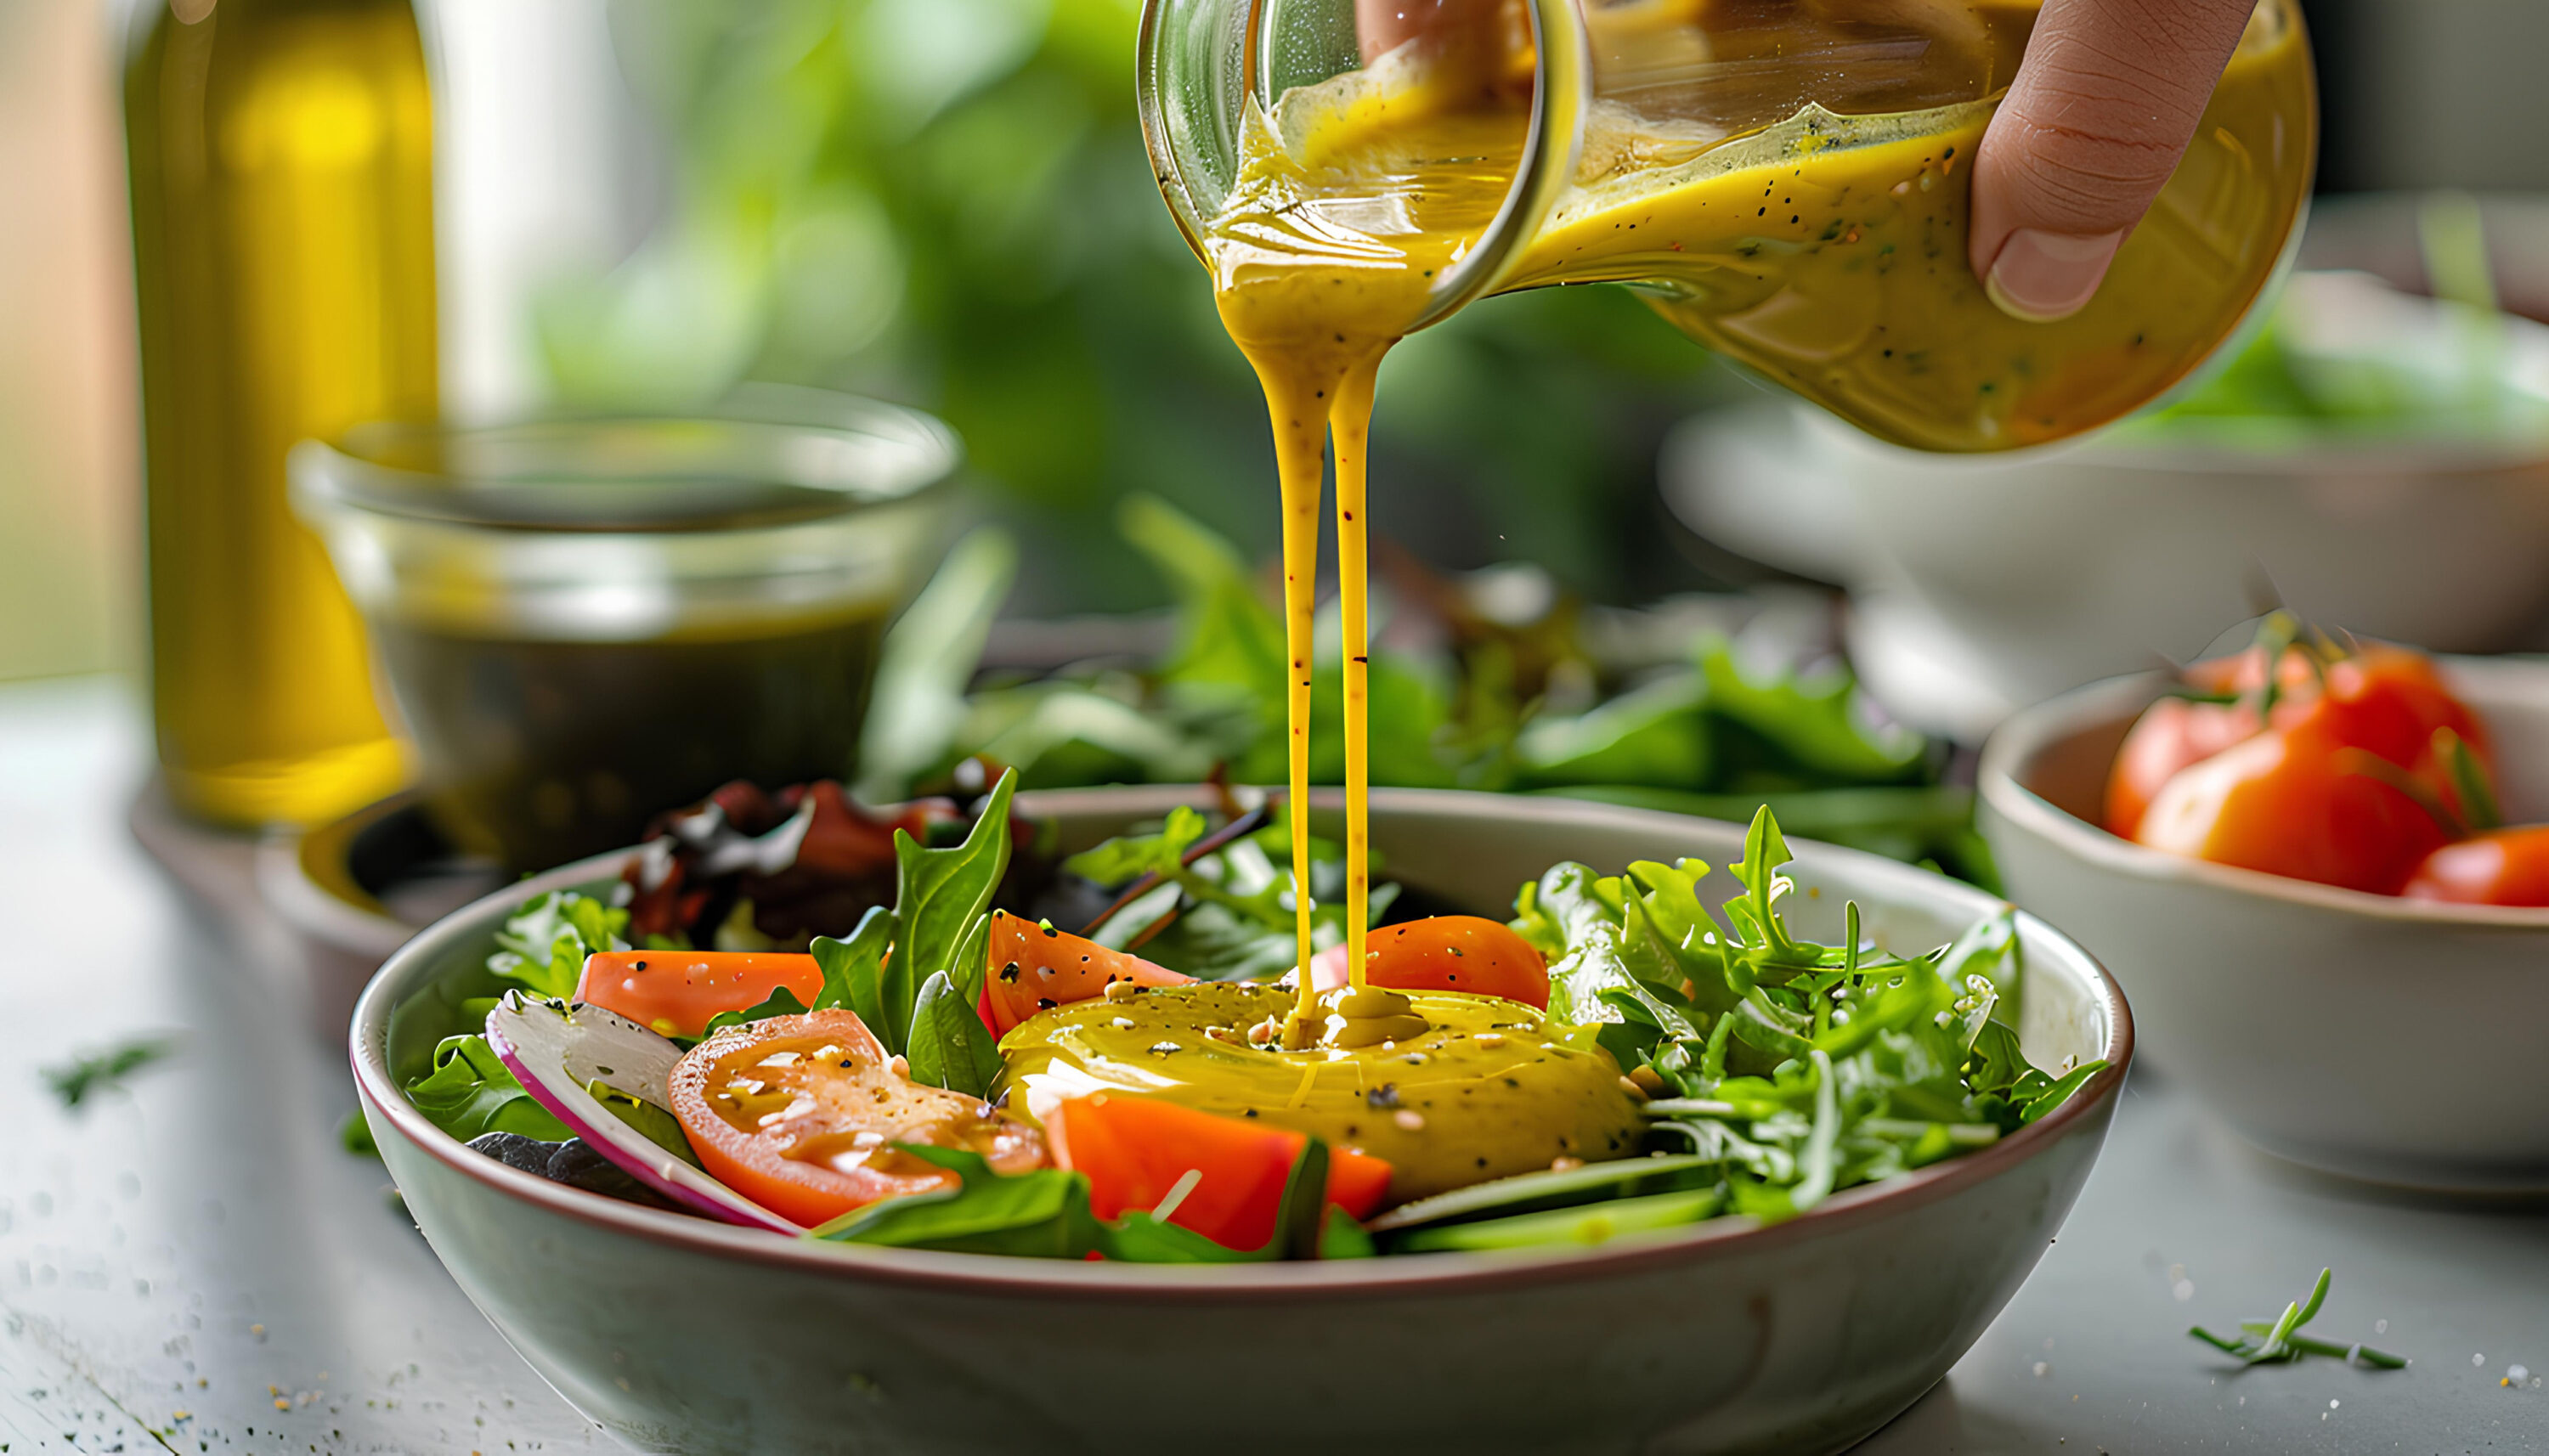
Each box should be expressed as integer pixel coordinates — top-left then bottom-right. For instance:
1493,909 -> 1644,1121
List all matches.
1969,0 -> 2262,321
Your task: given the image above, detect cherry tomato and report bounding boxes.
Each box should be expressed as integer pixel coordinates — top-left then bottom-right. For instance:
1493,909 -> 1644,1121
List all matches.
979,911 -> 1192,1038
2136,718 -> 2450,894
1045,1092 -> 1393,1252
1306,916 -> 1551,1010
2402,827 -> 2549,907
666,1009 -> 1044,1227
576,951 -> 822,1039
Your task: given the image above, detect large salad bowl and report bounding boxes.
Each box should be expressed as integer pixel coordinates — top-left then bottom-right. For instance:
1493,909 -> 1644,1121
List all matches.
353,787 -> 2130,1456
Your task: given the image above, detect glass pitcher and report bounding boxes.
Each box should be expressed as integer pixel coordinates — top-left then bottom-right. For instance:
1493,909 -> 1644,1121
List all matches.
1139,0 -> 2315,452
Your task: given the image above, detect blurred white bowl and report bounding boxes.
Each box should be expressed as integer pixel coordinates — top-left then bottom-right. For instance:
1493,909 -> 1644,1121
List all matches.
1664,273 -> 2549,741
1978,655 -> 2549,1192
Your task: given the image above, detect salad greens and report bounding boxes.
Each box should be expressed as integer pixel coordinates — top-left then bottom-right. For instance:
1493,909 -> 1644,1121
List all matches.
405,1034 -> 572,1144
814,1142 -> 1333,1264
2190,1268 -> 2406,1369
1060,804 -> 1395,980
856,496 -> 1992,886
489,891 -> 631,1000
397,889 -> 631,1145
1511,807 -> 2100,1226
406,781 -> 2103,1261
815,802 -> 2094,1255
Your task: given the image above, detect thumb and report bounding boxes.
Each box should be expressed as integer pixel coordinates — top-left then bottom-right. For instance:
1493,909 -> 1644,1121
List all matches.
1969,0 -> 2260,321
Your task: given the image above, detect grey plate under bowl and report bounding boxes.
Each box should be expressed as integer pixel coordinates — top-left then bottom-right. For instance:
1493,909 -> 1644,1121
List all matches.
352,786 -> 2130,1456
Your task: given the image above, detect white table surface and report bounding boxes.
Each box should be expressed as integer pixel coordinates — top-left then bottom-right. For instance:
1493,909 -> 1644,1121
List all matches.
2,675 -> 2542,1455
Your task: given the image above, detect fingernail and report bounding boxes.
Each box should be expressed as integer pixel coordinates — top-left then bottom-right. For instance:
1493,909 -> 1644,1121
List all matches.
1984,228 -> 2126,323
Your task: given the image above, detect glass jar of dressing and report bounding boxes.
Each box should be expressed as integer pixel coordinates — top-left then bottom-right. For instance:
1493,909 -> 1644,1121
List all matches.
291,389 -> 958,872
1139,0 -> 2316,452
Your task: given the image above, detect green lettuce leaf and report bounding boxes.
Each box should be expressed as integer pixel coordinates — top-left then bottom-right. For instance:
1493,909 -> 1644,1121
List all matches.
404,1034 -> 571,1143
488,891 -> 629,999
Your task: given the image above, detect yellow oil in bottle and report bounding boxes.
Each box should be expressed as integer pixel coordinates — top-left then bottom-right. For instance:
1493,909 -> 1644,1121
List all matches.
124,0 -> 435,827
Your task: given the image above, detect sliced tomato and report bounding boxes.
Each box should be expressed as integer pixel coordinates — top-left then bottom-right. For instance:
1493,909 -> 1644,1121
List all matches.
576,951 -> 823,1039
1045,1092 -> 1392,1252
2136,718 -> 2451,894
666,1008 -> 1044,1227
1307,916 -> 1551,1010
2402,827 -> 2549,906
979,911 -> 1192,1038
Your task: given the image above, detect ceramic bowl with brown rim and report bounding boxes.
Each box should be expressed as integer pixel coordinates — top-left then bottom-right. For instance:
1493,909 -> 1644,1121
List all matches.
352,787 -> 2130,1456
1980,657 -> 2549,1193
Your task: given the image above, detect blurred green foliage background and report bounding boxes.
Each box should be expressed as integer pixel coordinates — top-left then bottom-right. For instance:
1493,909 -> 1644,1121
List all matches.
530,0 -> 1751,613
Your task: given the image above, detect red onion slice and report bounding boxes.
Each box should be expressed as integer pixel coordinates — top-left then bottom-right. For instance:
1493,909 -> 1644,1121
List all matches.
485,993 -> 800,1235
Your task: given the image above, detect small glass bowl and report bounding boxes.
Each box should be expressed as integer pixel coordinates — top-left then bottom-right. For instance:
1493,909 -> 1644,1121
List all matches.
292,387 -> 959,872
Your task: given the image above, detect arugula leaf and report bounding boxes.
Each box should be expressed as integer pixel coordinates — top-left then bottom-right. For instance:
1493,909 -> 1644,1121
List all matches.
905,970 -> 1003,1098
1061,804 -> 1207,888
1089,821 -> 1393,982
882,770 -> 1019,1052
2190,1267 -> 2407,1369
404,1035 -> 572,1143
1513,805 -> 2105,1234
42,1036 -> 179,1109
489,891 -> 629,999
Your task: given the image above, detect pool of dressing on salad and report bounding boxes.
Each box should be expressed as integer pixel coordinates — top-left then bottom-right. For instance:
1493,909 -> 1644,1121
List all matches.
1206,0 -> 2309,1052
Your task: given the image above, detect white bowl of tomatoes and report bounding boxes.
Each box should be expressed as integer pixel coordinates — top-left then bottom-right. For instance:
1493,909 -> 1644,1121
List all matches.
1980,636 -> 2549,1190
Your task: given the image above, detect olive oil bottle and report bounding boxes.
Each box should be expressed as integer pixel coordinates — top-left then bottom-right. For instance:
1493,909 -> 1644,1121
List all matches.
125,0 -> 435,827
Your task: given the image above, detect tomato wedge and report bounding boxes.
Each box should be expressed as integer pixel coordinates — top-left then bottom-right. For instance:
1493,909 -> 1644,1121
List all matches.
1308,916 -> 1550,1009
2402,827 -> 2549,907
576,951 -> 823,1039
1045,1092 -> 1392,1252
666,1009 -> 1044,1227
979,911 -> 1192,1038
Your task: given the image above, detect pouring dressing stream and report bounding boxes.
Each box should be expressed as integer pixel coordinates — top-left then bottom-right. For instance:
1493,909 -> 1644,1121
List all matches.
1176,0 -> 2313,1052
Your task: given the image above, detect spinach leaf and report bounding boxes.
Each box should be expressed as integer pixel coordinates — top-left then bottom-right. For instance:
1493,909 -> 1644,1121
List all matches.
882,769 -> 1019,1052
698,985 -> 811,1038
489,891 -> 629,999
855,526 -> 1018,803
405,1034 -> 572,1143
905,970 -> 1002,1098
1119,494 -> 1287,709
809,906 -> 895,1031
809,1137 -> 1340,1264
815,1146 -> 1099,1259
1697,638 -> 1926,785
1512,674 -> 1711,791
